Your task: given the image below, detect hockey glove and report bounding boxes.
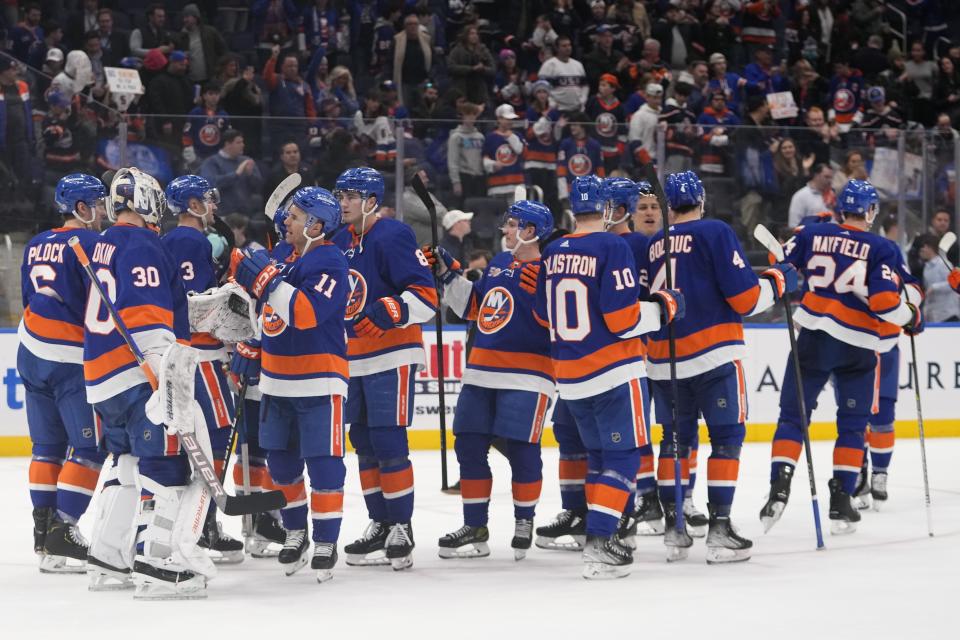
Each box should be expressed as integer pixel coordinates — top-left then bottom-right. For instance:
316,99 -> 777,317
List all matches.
234,250 -> 282,299
421,244 -> 461,283
650,288 -> 685,325
760,263 -> 799,300
354,296 -> 408,339
230,341 -> 262,385
949,267 -> 960,293
519,261 -> 540,295
903,302 -> 925,336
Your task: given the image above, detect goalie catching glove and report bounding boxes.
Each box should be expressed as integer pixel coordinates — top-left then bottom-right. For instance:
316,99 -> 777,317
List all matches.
354,296 -> 409,339
187,282 -> 258,343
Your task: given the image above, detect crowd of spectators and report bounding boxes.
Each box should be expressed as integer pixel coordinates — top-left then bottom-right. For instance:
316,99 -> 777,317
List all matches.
2,0 -> 960,267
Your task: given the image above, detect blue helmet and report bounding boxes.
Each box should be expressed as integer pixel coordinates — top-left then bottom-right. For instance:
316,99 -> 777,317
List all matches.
334,167 -> 385,208
290,186 -> 342,235
504,199 -> 554,240
664,170 -> 705,210
55,173 -> 106,223
272,207 -> 289,236
838,179 -> 879,223
165,174 -> 219,216
636,180 -> 655,197
570,175 -> 604,215
600,177 -> 639,214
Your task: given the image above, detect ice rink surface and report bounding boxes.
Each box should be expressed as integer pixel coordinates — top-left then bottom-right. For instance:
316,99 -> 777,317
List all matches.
1,439 -> 957,639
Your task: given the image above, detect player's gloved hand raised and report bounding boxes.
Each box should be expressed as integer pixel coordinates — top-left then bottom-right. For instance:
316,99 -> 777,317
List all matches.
650,288 -> 685,325
354,296 -> 408,339
903,302 -> 924,336
233,250 -> 282,299
421,244 -> 461,282
761,263 -> 799,300
230,341 -> 261,385
519,261 -> 540,295
949,267 -> 960,294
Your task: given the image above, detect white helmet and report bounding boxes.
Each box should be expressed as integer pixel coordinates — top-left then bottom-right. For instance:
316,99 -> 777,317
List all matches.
106,167 -> 166,226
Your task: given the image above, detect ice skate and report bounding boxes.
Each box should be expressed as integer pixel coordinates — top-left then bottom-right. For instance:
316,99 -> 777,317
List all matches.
534,509 -> 586,550
512,519 -> 533,560
198,519 -> 245,564
852,460 -> 872,510
760,465 -> 794,533
705,505 -> 752,564
40,518 -> 88,574
385,522 -> 414,571
32,507 -> 53,555
87,555 -> 134,591
246,512 -> 285,558
683,496 -> 709,538
663,504 -> 693,562
634,492 -> 665,536
870,472 -> 888,511
311,542 -> 337,583
615,510 -> 637,550
438,524 -> 490,559
132,558 -> 206,600
828,478 -> 861,535
278,528 -> 310,576
344,520 -> 391,566
582,534 -> 633,580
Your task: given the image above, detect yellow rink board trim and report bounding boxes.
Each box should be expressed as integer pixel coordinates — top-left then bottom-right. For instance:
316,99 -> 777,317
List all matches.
1,420 -> 958,456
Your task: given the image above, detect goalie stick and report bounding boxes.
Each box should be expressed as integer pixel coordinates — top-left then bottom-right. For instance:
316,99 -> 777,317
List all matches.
640,165 -> 684,534
753,224 -> 825,549
68,237 -> 286,516
410,174 -> 450,491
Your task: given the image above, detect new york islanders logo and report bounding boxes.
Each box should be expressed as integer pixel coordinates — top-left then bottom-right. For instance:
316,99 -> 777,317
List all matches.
495,144 -> 518,166
262,303 -> 287,337
833,88 -> 855,113
344,269 -> 367,320
568,153 -> 593,176
477,286 -> 514,334
595,112 -> 617,137
198,121 -> 224,147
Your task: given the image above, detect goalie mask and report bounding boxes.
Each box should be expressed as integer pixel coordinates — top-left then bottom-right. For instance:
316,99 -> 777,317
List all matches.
106,167 -> 167,226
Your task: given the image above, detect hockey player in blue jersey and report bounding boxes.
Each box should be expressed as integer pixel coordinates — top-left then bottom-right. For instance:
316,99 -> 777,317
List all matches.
640,170 -> 798,563
762,180 -> 923,535
535,176 -> 684,579
230,186 -> 350,583
18,174 -> 108,573
162,175 -> 245,564
331,167 -> 438,570
427,200 -> 554,561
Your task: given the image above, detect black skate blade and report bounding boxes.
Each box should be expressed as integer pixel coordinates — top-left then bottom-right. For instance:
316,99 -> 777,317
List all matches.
221,489 -> 287,516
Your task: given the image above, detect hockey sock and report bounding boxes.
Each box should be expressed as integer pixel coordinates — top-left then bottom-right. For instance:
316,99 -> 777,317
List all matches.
371,427 -> 414,524
137,456 -> 190,554
585,449 -> 639,537
554,419 -> 587,510
29,443 -> 66,510
867,422 -> 894,473
507,440 -> 542,521
770,422 -> 803,483
656,431 -> 690,506
305,456 -> 346,544
57,446 -> 106,523
635,444 -> 656,496
232,456 -> 270,494
834,425 -> 866,495
267,449 -> 308,531
209,426 -> 232,478
350,423 -> 389,522
455,433 -> 493,527
688,440 -> 699,493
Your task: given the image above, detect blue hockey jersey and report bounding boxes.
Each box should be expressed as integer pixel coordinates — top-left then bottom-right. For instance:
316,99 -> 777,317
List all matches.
556,136 -> 605,196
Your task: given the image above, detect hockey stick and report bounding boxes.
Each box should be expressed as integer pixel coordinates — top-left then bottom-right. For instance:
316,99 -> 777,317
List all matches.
411,174 -> 450,491
641,166 -> 684,534
68,237 -> 285,516
936,231 -> 956,270
753,224 -> 825,549
264,173 -> 302,221
901,292 -> 934,537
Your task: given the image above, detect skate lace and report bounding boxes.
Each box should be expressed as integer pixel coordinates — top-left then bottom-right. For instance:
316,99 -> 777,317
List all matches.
358,520 -> 384,542
67,524 -> 89,549
873,474 -> 888,492
514,519 -> 533,539
549,510 -> 575,527
445,524 -> 474,541
314,541 -> 335,557
283,529 -> 306,551
386,523 -> 412,546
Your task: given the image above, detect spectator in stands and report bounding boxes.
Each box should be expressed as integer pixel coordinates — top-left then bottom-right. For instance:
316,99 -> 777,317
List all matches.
557,113 -> 604,199
524,80 -> 562,212
218,58 -> 263,160
744,45 -> 788,99
771,137 -> 810,230
524,14 -> 559,57
410,80 -> 442,141
252,0 -> 299,49
697,90 -> 739,175
931,111 -> 960,168
313,126 -> 363,187
67,0 -> 99,51
627,82 -> 662,168
790,58 -> 830,118
34,48 -> 64,109
226,213 -> 266,253
353,89 -> 397,169
177,3 -> 227,84
448,25 -> 496,106
607,0 -> 650,44
83,29 -> 106,99
580,1 -> 609,53
583,26 -> 626,91
10,2 -> 43,67
182,82 -> 230,167
851,0 -> 888,45
909,208 -> 958,280
306,51 -> 330,107
934,56 -> 960,124
702,0 -> 738,65
264,141 -> 315,202
263,44 -> 317,154
905,40 -> 938,126
852,34 -> 889,84
401,166 -> 447,245
482,103 -> 525,199
881,215 -> 905,258
494,49 -> 524,106
50,49 -> 94,102
707,52 -> 747,116
317,96 -> 348,139
328,65 -> 359,116
130,4 -> 175,59
858,86 -> 904,148
447,101 -> 485,205
0,56 -> 35,190
147,50 -> 194,152
651,2 -> 703,71
200,129 -> 264,216
439,208 -> 474,264
741,0 -> 780,59
303,0 -> 338,59
96,8 -> 129,67
661,81 -> 698,174
917,234 -> 960,322
738,95 -> 778,235
684,60 -> 709,115
41,90 -> 86,173
586,73 -> 627,175
547,0 -> 581,41
788,163 -> 834,228
827,56 -> 866,133
392,13 -> 432,108
539,35 -> 588,113
794,106 -> 837,168
636,37 -> 669,85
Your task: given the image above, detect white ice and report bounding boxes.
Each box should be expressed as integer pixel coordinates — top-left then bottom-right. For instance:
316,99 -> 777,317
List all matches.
1,440 -> 957,639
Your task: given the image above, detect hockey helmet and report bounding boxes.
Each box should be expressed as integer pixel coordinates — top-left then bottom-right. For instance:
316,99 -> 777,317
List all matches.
105,167 -> 166,226
569,175 -> 604,215
838,179 -> 879,225
55,173 -> 106,225
290,186 -> 342,237
502,199 -> 554,240
165,174 -> 219,217
334,167 -> 385,208
664,170 -> 705,210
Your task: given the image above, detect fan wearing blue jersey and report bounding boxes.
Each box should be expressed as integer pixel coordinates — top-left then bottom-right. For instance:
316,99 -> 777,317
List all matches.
82,168 -> 211,599
761,180 -> 923,536
163,175 -> 244,565
330,167 -> 438,571
231,187 -> 350,583
640,171 -> 798,564
428,201 -> 555,561
534,176 -> 603,553
534,177 -> 684,579
18,174 -> 108,574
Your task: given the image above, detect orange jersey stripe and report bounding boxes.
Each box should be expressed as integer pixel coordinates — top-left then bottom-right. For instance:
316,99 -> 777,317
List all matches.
23,307 -> 84,343
603,303 -> 641,335
467,347 -> 555,378
348,324 -> 422,357
199,361 -> 231,428
84,344 -> 137,381
726,284 -> 761,315
868,290 -> 901,314
292,291 -> 318,330
190,332 -> 221,348
647,323 -> 744,361
554,338 -> 644,380
488,174 -> 525,187
706,458 -> 739,482
119,304 -> 173,330
800,292 -> 878,332
524,150 -> 556,162
408,284 -> 439,309
262,352 -> 349,378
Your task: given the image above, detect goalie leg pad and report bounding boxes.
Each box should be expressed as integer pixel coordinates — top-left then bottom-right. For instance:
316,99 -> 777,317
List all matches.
88,454 -> 139,590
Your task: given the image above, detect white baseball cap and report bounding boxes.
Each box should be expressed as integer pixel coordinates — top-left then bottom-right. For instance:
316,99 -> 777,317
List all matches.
495,104 -> 519,120
46,48 -> 64,63
443,209 -> 474,230
645,83 -> 664,96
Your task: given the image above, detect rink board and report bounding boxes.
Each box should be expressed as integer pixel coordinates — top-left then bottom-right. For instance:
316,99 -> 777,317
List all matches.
1,325 -> 959,455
